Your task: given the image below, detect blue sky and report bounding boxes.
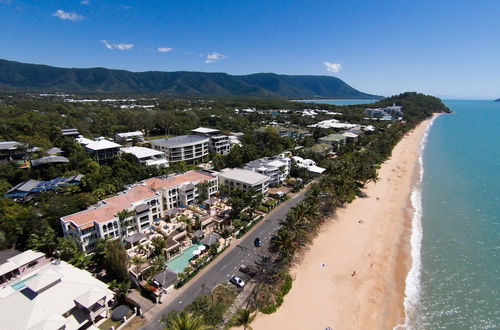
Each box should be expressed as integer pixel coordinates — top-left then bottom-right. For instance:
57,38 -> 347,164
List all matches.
1,0 -> 499,98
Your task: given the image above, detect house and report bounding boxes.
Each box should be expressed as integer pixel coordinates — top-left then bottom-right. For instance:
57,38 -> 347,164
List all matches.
5,174 -> 84,198
60,171 -> 217,252
291,156 -> 326,175
152,268 -> 177,294
61,128 -> 80,137
218,168 -> 270,195
191,127 -> 232,155
0,253 -> 115,330
0,250 -> 48,286
150,135 -> 209,163
318,134 -> 347,150
341,132 -> 359,141
0,141 -> 26,162
121,147 -> 168,168
255,126 -> 309,140
115,131 -> 144,144
244,155 -> 291,186
31,155 -> 69,167
77,137 -> 121,164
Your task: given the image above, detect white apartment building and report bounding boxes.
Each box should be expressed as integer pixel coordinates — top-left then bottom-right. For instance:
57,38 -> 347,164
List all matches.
60,171 -> 217,252
244,155 -> 291,186
0,252 -> 115,330
150,135 -> 209,163
61,185 -> 163,252
218,168 -> 270,195
115,131 -> 144,144
191,127 -> 231,155
121,146 -> 168,168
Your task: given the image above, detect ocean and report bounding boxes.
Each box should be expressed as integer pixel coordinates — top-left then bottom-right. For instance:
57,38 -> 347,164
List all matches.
404,100 -> 500,329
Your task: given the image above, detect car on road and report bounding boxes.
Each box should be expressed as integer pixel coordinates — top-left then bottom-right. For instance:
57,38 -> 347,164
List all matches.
229,276 -> 245,288
239,264 -> 257,277
254,237 -> 262,247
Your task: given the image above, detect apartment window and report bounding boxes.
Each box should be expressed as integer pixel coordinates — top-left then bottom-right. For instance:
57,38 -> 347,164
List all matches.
27,261 -> 38,268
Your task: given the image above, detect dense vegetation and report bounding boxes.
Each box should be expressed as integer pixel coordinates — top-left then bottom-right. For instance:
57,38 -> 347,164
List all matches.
0,59 -> 380,98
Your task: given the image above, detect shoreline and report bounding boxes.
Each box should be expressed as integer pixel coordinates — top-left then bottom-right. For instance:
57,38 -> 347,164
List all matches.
251,116 -> 437,330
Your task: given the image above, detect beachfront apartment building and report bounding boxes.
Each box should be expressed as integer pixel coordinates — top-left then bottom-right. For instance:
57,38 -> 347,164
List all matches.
191,127 -> 232,155
218,168 -> 270,195
244,155 -> 291,186
60,171 -> 218,252
121,146 -> 169,168
0,250 -> 115,330
150,135 -> 209,163
365,104 -> 403,120
115,131 -> 144,144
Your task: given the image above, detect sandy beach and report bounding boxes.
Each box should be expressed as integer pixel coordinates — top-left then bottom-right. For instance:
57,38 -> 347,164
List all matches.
251,117 -> 436,330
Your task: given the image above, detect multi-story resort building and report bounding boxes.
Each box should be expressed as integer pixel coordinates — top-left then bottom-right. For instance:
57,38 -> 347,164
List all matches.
115,131 -> 144,144
0,250 -> 115,329
365,104 -> 403,120
218,168 -> 270,195
244,155 -> 291,186
76,137 -> 121,164
191,127 -> 232,155
60,171 -> 217,252
150,135 -> 209,163
121,146 -> 168,168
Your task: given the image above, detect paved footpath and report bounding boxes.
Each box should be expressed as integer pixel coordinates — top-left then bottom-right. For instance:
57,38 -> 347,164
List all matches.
140,188 -> 308,330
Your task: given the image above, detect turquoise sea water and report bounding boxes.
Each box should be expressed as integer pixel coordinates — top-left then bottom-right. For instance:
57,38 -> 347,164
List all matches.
405,100 -> 500,329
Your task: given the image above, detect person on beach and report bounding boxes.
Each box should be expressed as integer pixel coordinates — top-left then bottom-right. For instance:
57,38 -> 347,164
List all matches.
351,270 -> 356,276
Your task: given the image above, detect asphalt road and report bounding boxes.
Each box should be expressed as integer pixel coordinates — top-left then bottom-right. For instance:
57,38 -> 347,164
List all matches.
142,189 -> 307,330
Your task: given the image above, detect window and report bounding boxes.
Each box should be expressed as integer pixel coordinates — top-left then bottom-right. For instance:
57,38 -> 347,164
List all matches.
27,261 -> 38,268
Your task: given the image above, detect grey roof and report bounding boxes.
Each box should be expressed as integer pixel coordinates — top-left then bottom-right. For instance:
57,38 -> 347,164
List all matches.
9,180 -> 41,193
46,147 -> 63,155
200,232 -> 221,246
124,232 -> 147,244
150,135 -> 209,148
193,230 -> 204,238
165,208 -> 181,216
219,168 -> 269,185
31,156 -> 69,167
0,249 -> 21,265
153,268 -> 177,287
134,203 -> 150,214
66,174 -> 84,182
61,128 -> 80,136
0,141 -> 24,150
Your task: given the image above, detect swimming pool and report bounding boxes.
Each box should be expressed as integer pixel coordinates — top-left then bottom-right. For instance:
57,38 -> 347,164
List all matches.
10,274 -> 38,291
165,244 -> 202,273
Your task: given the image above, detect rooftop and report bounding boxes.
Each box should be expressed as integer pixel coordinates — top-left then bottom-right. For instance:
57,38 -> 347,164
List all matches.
116,131 -> 143,138
121,146 -> 164,159
143,170 -> 215,191
0,141 -> 24,151
0,260 -> 114,330
319,134 -> 347,142
31,156 -> 69,167
150,135 -> 208,148
219,168 -> 269,185
84,139 -> 121,151
191,127 -> 220,134
61,184 -> 158,227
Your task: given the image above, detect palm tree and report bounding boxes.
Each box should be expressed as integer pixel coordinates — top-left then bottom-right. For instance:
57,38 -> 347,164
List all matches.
231,308 -> 256,330
164,312 -> 212,330
151,255 -> 167,273
130,255 -> 145,274
151,236 -> 166,256
279,213 -> 307,235
269,229 -> 300,263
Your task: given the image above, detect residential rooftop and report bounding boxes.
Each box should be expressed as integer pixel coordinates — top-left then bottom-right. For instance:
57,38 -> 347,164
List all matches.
121,146 -> 164,159
219,168 -> 269,185
191,127 -> 220,134
150,135 -> 209,148
143,170 -> 215,191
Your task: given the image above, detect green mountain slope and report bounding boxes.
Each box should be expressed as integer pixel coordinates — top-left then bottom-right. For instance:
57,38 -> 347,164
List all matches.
0,59 -> 380,98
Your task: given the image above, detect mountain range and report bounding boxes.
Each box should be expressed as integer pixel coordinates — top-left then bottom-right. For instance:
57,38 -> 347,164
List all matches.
0,59 -> 380,99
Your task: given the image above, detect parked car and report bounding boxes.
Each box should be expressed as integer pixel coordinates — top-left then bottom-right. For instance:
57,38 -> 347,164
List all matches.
254,237 -> 262,247
239,264 -> 257,277
229,276 -> 245,288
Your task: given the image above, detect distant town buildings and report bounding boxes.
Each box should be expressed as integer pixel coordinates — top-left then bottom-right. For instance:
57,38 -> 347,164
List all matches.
0,250 -> 115,329
150,135 -> 209,163
365,104 -> 403,120
121,146 -> 168,168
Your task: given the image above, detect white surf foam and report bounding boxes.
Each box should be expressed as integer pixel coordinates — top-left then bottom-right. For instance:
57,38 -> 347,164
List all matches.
394,116 -> 438,330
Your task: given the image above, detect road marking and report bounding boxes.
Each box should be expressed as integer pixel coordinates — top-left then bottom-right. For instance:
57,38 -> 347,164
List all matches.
220,263 -> 228,271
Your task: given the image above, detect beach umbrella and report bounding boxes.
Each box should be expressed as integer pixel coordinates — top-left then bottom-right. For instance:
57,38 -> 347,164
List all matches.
193,250 -> 200,256
198,245 -> 206,251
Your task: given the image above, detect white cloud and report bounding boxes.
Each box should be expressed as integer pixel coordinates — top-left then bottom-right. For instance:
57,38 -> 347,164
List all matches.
100,40 -> 134,50
80,0 -> 90,5
324,61 -> 342,73
53,9 -> 84,21
157,47 -> 173,53
205,52 -> 227,64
